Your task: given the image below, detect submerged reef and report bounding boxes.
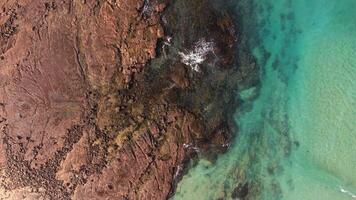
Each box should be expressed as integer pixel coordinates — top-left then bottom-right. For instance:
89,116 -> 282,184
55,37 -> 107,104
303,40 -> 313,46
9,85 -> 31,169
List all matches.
0,0 -> 256,199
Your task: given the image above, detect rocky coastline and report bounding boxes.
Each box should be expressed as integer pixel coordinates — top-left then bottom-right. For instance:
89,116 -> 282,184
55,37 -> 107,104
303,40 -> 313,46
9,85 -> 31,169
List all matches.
0,0 -> 257,199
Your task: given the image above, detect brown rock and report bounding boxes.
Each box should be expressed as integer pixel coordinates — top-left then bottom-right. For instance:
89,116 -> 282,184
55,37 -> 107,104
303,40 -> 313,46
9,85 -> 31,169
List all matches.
171,64 -> 189,88
0,0 -> 168,198
56,131 -> 89,184
0,0 -> 244,199
73,109 -> 194,200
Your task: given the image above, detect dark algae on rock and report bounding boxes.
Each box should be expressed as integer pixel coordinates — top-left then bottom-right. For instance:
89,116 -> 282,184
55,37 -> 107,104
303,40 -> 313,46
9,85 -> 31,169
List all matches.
0,0 -> 256,199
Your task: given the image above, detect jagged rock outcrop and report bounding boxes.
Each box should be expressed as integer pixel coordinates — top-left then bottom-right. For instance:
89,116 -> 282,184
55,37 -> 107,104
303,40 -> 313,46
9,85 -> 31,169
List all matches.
0,0 -> 251,199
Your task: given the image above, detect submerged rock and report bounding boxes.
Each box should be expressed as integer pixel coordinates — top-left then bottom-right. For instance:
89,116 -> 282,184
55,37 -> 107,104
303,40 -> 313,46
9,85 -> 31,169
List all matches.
232,183 -> 249,199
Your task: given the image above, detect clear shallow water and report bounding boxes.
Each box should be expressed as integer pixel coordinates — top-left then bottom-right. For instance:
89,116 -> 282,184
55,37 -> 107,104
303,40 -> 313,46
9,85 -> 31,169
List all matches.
173,0 -> 356,199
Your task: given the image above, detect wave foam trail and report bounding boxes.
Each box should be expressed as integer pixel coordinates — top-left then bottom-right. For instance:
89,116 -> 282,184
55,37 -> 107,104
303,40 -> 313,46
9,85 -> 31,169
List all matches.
340,187 -> 356,199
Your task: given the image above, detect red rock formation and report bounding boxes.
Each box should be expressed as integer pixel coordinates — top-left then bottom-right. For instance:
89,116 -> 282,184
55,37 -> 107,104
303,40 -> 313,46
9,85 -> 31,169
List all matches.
72,108 -> 198,200
0,0 -> 170,199
0,0 -> 240,199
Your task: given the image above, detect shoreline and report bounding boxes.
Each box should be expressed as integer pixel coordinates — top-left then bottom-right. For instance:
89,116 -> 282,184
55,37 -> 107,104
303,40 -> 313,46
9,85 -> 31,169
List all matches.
0,0 -> 257,199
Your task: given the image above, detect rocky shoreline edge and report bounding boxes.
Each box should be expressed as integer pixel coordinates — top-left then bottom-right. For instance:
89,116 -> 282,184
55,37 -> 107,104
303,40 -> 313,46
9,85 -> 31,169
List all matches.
0,0 -> 257,199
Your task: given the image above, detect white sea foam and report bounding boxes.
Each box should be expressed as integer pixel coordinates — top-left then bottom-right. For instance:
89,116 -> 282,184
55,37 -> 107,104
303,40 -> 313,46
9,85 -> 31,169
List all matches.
340,186 -> 356,198
183,143 -> 200,152
178,38 -> 215,71
174,166 -> 182,179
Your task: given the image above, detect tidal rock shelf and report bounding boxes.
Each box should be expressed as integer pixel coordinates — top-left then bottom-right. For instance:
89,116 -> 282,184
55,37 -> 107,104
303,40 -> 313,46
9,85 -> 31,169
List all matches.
0,0 -> 255,199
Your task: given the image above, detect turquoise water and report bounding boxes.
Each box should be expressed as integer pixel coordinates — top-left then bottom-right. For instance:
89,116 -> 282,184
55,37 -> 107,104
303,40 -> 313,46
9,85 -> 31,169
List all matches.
173,0 -> 356,199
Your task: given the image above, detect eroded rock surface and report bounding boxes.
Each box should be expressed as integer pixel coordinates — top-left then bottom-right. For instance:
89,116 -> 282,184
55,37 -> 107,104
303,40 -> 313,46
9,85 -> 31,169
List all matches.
0,0 -> 256,199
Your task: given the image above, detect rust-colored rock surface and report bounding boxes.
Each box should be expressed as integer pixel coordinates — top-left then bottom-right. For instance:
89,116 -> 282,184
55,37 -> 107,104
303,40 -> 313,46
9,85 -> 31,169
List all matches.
0,0 -> 252,199
0,0 -> 168,199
